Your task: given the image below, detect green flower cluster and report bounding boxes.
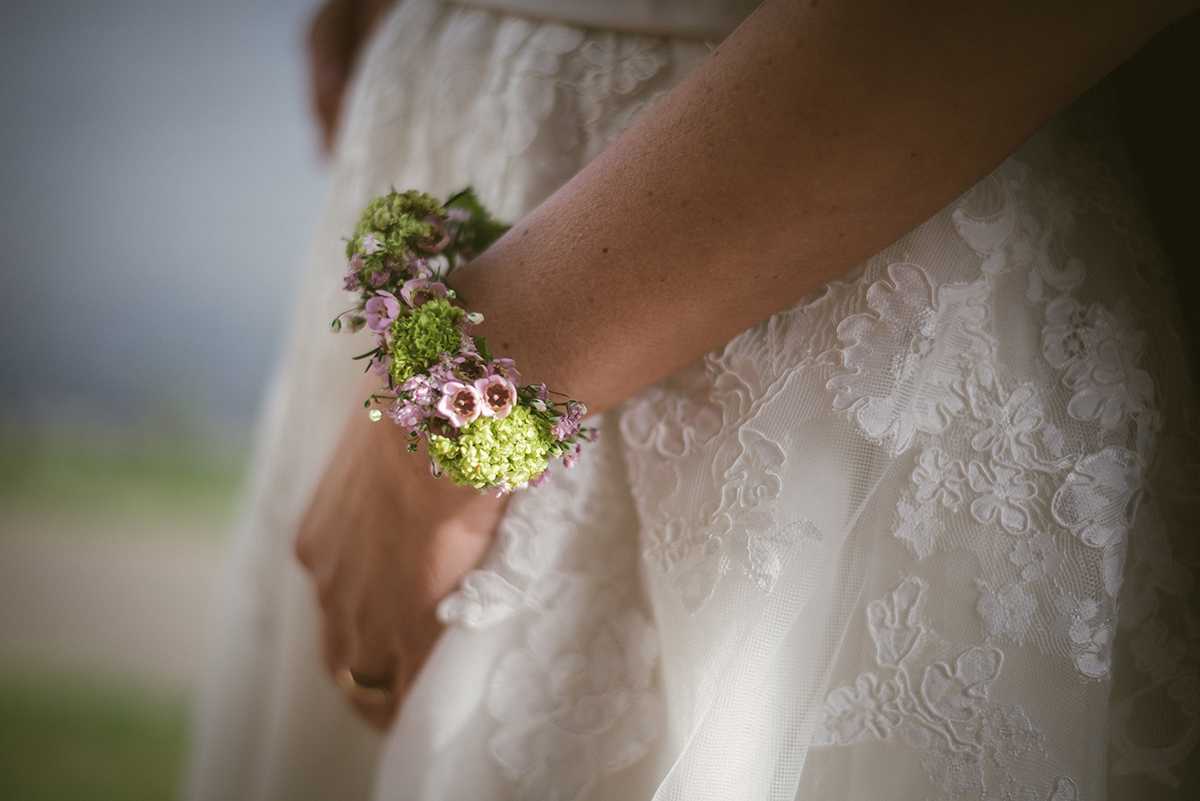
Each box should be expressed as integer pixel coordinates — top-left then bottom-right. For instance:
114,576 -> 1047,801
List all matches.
427,405 -> 555,489
348,190 -> 446,259
387,298 -> 465,384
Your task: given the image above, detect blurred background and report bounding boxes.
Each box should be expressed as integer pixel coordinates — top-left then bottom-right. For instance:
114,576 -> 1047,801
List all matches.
0,0 -> 326,797
1,2 -> 1199,799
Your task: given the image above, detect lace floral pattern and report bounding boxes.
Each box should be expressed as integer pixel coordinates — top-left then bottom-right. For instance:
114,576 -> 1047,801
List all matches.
440,415 -> 664,801
613,93 -> 1197,797
333,5 -> 1200,798
630,416 -> 822,612
827,264 -> 992,454
813,578 -> 1077,799
1042,298 -> 1154,429
488,599 -> 661,800
806,112 -> 1200,795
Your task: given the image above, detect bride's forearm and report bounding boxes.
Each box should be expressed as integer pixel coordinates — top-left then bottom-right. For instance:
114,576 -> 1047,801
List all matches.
452,0 -> 1193,414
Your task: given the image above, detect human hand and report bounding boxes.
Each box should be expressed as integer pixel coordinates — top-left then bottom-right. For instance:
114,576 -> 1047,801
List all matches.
295,390 -> 507,730
306,0 -> 398,156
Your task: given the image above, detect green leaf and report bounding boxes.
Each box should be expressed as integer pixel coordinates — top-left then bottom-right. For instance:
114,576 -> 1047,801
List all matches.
446,187 -> 511,256
445,187 -> 484,216
472,335 -> 493,362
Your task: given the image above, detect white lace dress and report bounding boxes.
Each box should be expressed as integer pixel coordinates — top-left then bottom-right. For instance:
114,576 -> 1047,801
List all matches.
186,2 -> 1200,799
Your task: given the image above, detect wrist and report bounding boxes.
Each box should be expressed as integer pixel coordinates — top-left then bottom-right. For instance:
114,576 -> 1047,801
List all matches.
336,190 -> 595,491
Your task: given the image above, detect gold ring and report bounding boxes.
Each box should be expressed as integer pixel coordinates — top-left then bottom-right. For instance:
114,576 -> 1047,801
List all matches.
335,667 -> 392,705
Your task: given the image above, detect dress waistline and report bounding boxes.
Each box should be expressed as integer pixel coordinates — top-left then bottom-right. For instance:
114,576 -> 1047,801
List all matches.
453,0 -> 756,39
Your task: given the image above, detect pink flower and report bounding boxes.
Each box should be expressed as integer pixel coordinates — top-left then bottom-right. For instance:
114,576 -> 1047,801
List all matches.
427,362 -> 456,389
551,401 -> 587,440
400,375 -> 437,407
436,380 -> 483,427
400,277 -> 448,307
453,355 -> 489,381
458,336 -> 480,358
387,400 -> 427,430
416,216 -> 450,253
475,375 -> 516,419
551,418 -> 577,440
370,353 -> 393,376
563,441 -> 583,468
343,254 -> 365,291
365,290 -> 400,331
492,358 -> 521,386
361,233 -> 383,255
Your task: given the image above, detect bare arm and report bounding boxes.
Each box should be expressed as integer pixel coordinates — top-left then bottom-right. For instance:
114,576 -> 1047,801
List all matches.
307,0 -> 398,155
456,0 -> 1196,413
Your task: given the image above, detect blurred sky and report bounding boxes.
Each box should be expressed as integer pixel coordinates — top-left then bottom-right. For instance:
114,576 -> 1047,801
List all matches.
0,0 -> 327,432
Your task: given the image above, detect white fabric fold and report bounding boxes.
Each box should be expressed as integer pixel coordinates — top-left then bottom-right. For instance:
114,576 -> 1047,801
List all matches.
187,2 -> 1200,799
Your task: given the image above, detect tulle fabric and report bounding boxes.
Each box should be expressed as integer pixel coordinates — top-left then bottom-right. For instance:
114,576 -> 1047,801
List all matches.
186,2 -> 1200,799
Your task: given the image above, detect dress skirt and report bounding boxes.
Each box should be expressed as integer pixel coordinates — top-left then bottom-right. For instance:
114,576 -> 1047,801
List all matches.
186,1 -> 1200,799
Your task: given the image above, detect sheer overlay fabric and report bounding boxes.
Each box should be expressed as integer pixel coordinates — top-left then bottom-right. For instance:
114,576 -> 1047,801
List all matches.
187,2 -> 1200,799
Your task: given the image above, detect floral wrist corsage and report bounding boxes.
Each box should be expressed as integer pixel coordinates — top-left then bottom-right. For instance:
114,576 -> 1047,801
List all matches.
333,189 -> 594,491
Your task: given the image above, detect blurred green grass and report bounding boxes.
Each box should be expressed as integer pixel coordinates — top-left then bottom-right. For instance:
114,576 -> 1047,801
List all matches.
0,416 -> 245,798
0,667 -> 190,801
0,422 -> 247,527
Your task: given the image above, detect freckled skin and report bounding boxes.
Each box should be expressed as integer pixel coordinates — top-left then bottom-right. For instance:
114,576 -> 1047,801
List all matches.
454,0 -> 1191,415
